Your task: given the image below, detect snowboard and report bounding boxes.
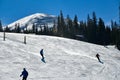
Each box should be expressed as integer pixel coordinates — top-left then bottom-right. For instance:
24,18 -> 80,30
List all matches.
41,58 -> 46,63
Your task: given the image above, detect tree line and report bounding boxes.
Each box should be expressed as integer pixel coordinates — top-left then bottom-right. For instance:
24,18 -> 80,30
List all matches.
0,11 -> 120,50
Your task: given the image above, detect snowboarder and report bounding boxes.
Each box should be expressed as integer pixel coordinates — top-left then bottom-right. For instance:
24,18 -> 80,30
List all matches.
40,49 -> 44,59
20,68 -> 28,80
40,49 -> 46,63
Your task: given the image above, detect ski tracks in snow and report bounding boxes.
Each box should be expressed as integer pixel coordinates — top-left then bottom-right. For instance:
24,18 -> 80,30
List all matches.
62,48 -> 97,61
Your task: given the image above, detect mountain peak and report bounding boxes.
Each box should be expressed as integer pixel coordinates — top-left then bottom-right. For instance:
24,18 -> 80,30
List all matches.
8,13 -> 57,29
33,13 -> 47,16
28,13 -> 48,18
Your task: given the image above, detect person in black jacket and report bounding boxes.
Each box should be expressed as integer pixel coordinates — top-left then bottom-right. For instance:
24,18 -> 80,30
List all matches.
96,53 -> 104,64
20,68 -> 28,80
96,53 -> 100,62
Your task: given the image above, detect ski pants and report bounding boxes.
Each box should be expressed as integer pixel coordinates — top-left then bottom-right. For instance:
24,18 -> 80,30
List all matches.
22,77 -> 27,80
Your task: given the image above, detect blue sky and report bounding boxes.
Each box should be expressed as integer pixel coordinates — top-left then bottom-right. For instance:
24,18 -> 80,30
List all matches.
0,0 -> 119,26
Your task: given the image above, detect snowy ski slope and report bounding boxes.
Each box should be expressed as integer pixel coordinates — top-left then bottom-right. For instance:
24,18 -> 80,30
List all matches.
0,32 -> 120,80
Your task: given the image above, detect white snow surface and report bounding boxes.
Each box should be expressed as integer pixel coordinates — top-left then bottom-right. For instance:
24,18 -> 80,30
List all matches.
0,32 -> 120,80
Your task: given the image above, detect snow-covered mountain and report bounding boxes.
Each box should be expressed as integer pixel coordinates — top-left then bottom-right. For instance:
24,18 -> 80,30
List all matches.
0,32 -> 120,80
8,13 -> 57,30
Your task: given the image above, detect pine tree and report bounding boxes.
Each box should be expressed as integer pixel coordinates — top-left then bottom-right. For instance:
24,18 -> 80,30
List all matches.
105,26 -> 111,45
86,14 -> 94,42
35,27 -> 38,34
14,23 -> 20,33
32,23 -> 36,33
73,15 -> 79,35
57,15 -> 61,36
24,24 -> 28,33
111,20 -> 118,45
60,10 -> 66,37
116,29 -> 120,50
66,15 -> 74,38
57,11 -> 66,37
79,21 -> 87,40
17,23 -> 20,33
52,20 -> 57,35
92,12 -> 97,43
0,20 -> 3,32
97,18 -> 106,45
5,26 -> 10,32
86,12 -> 98,43
39,25 -> 43,35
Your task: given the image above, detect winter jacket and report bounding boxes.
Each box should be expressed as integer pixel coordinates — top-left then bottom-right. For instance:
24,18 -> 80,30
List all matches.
40,49 -> 44,57
20,70 -> 28,78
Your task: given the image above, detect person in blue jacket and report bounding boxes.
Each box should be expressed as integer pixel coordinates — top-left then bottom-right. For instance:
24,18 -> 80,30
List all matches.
40,49 -> 46,63
40,49 -> 44,59
20,68 -> 28,80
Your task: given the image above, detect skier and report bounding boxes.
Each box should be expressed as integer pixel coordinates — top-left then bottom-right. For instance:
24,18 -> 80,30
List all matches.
96,53 -> 100,62
96,53 -> 103,64
20,68 -> 28,80
40,49 -> 46,63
